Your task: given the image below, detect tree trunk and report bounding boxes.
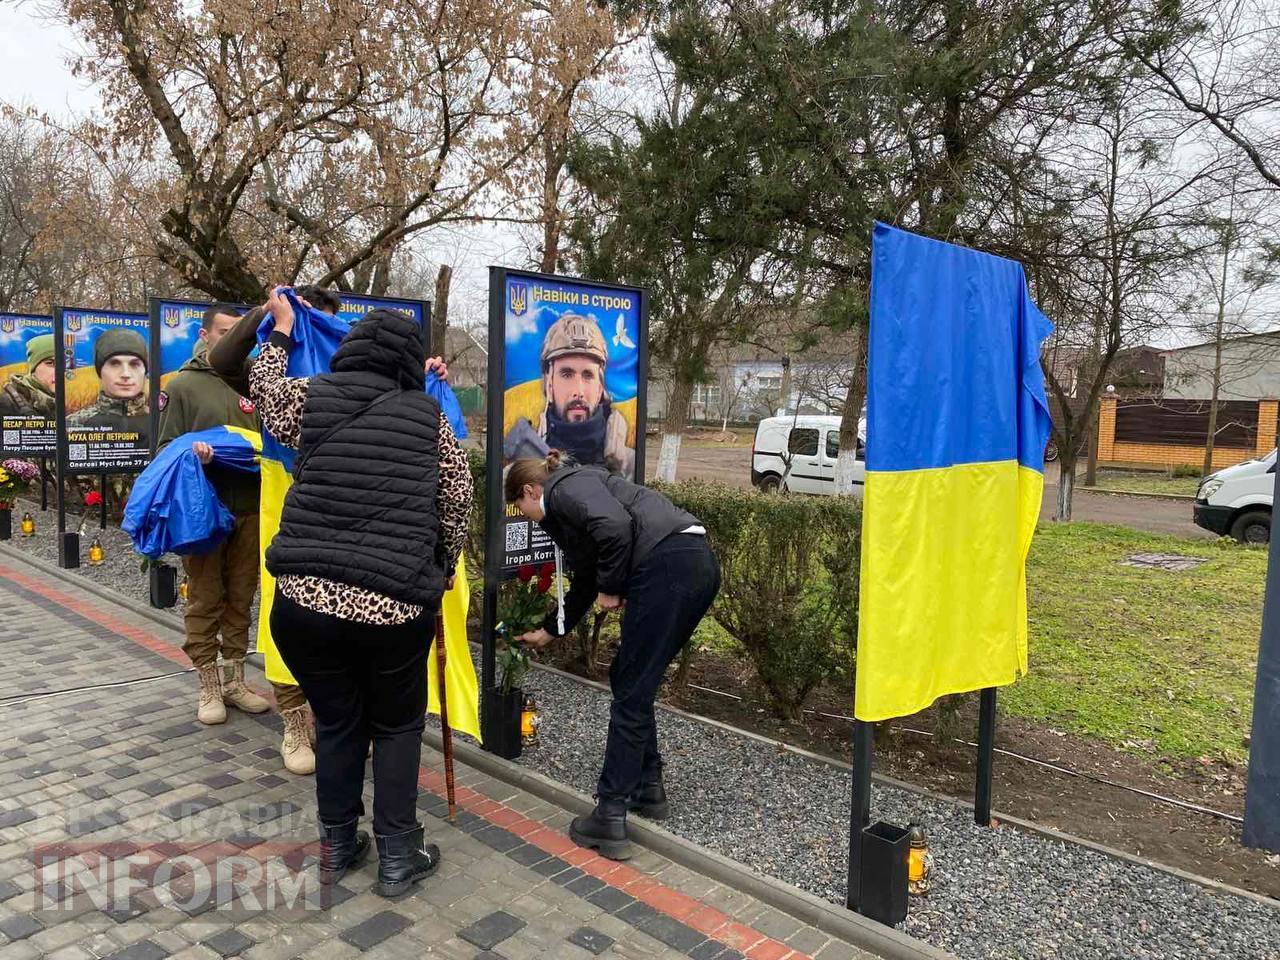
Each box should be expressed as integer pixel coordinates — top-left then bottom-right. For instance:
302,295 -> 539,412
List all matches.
1056,446 -> 1076,522
433,264 -> 452,359
778,356 -> 792,417
1085,419 -> 1099,487
834,328 -> 868,496
656,376 -> 694,483
1205,210 -> 1233,477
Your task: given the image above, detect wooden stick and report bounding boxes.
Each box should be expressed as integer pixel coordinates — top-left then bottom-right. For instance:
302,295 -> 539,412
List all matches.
435,611 -> 457,821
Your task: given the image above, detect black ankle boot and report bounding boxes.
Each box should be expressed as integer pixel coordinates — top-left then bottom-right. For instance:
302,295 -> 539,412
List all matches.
318,819 -> 371,885
374,826 -> 440,898
569,799 -> 632,861
627,775 -> 670,821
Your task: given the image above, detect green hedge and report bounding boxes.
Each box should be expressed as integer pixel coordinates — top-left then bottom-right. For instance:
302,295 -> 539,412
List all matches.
464,460 -> 861,720
661,481 -> 860,720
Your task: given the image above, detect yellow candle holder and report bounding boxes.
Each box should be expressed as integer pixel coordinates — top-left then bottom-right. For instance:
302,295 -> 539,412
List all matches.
908,824 -> 931,895
20,512 -> 35,537
87,537 -> 105,566
520,695 -> 540,746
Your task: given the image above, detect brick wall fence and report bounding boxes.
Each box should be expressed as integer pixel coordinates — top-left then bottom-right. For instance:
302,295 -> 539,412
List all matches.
1097,397 -> 1278,470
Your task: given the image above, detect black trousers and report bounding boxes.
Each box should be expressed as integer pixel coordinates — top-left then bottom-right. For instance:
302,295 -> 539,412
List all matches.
596,534 -> 720,802
271,592 -> 430,835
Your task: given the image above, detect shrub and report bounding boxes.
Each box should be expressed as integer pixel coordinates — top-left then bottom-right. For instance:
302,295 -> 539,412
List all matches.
1171,463 -> 1202,479
663,481 -> 861,721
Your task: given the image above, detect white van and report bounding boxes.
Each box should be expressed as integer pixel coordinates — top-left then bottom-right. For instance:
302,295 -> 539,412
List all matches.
1193,449 -> 1275,543
751,414 -> 866,496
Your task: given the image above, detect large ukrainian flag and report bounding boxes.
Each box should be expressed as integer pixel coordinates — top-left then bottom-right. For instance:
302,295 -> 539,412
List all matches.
855,223 -> 1053,722
256,295 -> 481,742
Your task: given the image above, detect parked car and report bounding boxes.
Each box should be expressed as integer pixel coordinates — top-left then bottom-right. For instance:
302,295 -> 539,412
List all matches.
1193,449 -> 1275,543
751,414 -> 866,496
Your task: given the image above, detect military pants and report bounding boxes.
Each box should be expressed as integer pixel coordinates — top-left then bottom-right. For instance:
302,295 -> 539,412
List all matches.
273,680 -> 308,711
181,515 -> 260,667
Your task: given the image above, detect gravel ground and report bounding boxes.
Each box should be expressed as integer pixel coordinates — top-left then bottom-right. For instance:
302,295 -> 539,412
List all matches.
514,668 -> 1280,960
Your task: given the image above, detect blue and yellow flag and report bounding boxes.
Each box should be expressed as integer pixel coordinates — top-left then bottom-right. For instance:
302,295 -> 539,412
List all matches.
256,293 -> 481,742
855,223 -> 1053,722
124,425 -> 261,559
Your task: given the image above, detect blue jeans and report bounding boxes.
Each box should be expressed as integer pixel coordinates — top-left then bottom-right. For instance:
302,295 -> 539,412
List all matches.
596,534 -> 720,802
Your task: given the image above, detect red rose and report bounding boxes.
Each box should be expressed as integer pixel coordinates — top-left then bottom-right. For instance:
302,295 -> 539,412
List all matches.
517,564 -> 535,583
537,573 -> 553,594
539,562 -> 555,578
84,491 -> 103,507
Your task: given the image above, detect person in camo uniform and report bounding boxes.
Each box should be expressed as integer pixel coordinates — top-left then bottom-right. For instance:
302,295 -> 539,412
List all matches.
157,303 -> 321,774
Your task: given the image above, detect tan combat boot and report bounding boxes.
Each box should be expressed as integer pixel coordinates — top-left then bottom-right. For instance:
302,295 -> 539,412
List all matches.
196,662 -> 227,725
281,705 -> 316,776
221,659 -> 271,714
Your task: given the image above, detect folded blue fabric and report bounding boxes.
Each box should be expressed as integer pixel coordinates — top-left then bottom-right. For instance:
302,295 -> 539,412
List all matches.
123,427 -> 259,559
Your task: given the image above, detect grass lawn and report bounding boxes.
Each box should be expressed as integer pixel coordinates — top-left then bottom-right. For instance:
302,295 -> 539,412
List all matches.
1015,522 -> 1264,764
1091,471 -> 1200,497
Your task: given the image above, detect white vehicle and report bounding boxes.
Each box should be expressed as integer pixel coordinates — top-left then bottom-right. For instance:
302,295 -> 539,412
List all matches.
1193,449 -> 1275,543
751,414 -> 866,496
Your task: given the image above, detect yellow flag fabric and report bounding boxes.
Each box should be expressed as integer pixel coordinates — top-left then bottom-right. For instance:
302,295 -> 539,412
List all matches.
428,555 -> 482,743
256,427 -> 479,741
855,223 -> 1053,722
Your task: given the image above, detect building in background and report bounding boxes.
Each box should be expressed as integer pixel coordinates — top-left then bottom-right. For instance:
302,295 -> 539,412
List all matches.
1163,331 -> 1280,401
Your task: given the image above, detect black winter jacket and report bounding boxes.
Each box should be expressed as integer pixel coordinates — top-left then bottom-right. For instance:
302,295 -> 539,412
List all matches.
538,465 -> 699,635
264,313 -> 446,608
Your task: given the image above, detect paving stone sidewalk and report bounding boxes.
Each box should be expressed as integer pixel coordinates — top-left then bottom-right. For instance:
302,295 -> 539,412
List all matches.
0,557 -> 879,960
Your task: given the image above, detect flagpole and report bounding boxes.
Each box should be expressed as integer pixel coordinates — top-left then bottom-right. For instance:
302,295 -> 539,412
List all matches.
845,719 -> 873,911
975,687 -> 997,826
434,611 -> 457,821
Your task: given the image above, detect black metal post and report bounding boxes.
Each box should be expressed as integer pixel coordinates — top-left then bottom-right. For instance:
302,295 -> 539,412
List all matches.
479,267 -> 507,750
975,687 -> 997,826
846,719 -> 873,911
40,458 -> 48,511
1244,462 -> 1280,851
98,472 -> 107,529
54,306 -> 76,568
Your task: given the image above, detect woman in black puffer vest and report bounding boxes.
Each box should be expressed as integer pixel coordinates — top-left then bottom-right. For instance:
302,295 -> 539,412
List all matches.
251,288 -> 473,899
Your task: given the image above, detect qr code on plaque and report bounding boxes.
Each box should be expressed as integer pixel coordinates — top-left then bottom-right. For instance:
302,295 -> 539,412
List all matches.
2,431 -> 17,447
69,443 -> 87,463
505,523 -> 529,553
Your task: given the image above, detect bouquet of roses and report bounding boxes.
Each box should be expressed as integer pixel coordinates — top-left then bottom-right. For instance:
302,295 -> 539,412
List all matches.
0,459 -> 40,509
495,561 -> 557,693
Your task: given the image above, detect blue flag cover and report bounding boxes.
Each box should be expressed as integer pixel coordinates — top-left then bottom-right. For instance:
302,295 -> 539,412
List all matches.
427,369 -> 468,439
123,426 -> 262,559
855,222 -> 1054,722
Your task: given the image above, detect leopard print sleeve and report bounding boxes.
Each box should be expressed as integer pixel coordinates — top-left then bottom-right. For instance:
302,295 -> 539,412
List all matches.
249,340 -> 310,449
436,414 -> 473,576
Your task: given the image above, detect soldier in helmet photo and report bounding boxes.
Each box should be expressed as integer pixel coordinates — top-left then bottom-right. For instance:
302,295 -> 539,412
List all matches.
67,327 -> 151,442
504,312 -> 635,480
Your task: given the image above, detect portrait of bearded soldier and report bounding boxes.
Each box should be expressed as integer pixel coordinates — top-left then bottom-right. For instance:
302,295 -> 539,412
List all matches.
506,313 -> 635,479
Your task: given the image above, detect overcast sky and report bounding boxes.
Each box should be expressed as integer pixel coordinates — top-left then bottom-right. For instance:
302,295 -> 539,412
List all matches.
3,4 -> 1275,353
